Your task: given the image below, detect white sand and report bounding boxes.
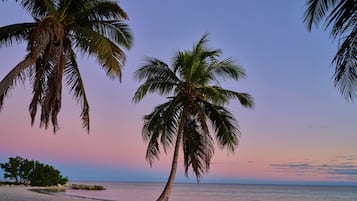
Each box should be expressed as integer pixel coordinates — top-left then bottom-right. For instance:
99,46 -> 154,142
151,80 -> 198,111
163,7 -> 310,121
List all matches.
0,186 -> 96,201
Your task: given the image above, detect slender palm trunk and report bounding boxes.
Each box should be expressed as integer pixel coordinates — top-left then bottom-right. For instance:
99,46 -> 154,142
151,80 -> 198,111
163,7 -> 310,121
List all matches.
156,116 -> 186,201
156,130 -> 182,201
0,57 -> 36,97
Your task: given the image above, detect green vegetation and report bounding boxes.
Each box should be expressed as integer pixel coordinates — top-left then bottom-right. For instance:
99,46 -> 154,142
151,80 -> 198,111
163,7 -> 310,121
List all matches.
133,34 -> 254,201
0,0 -> 133,132
0,156 -> 68,186
304,0 -> 357,101
0,181 -> 13,186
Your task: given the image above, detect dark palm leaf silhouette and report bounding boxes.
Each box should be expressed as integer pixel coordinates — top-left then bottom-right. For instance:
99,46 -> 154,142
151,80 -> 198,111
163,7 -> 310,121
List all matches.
304,0 -> 357,101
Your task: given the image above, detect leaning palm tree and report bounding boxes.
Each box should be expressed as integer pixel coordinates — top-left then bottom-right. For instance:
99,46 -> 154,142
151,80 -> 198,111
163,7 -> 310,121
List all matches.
133,34 -> 254,201
304,0 -> 356,101
0,0 -> 133,132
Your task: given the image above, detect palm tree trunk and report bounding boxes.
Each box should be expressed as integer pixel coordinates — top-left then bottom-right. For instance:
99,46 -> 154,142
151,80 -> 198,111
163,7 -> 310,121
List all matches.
156,116 -> 186,201
0,57 -> 36,97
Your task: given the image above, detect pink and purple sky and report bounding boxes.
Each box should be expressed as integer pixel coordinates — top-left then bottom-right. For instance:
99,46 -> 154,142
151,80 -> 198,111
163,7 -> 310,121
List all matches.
0,1 -> 356,185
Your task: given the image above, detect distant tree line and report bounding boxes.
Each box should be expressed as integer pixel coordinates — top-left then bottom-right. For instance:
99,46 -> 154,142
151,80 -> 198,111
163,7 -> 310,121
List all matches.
0,156 -> 68,186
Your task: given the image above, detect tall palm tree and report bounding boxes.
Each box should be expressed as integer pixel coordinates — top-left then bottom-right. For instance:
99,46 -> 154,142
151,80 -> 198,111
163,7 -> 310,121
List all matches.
133,34 -> 254,201
0,0 -> 133,132
304,0 -> 356,101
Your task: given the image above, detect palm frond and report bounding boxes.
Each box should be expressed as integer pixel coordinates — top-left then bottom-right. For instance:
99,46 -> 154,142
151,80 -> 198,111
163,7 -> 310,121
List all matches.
304,0 -> 339,31
216,88 -> 255,108
28,46 -> 53,126
202,101 -> 240,152
0,68 -> 27,111
0,52 -> 35,111
193,33 -> 210,54
73,26 -> 126,81
39,46 -> 66,132
326,0 -> 356,38
64,49 -> 90,132
10,0 -> 55,18
304,0 -> 356,101
206,58 -> 246,83
333,25 -> 357,101
133,79 -> 178,104
160,96 -> 184,153
0,23 -> 36,47
172,34 -> 213,81
133,57 -> 180,103
183,118 -> 214,181
196,86 -> 228,104
90,20 -> 133,49
143,100 -> 180,165
75,1 -> 128,22
134,57 -> 178,81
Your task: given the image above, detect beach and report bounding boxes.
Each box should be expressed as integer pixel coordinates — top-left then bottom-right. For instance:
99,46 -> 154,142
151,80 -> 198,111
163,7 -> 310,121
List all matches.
0,186 -> 96,201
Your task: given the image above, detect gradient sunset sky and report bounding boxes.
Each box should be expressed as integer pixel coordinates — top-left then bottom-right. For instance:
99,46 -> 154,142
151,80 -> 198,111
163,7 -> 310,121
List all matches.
0,1 -> 356,185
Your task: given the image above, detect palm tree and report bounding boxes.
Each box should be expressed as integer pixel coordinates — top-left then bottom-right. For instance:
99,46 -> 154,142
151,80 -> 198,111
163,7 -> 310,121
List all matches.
133,34 -> 254,201
304,0 -> 356,101
0,0 -> 133,132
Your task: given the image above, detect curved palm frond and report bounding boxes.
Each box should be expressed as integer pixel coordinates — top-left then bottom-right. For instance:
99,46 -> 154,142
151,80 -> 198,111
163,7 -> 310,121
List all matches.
333,25 -> 357,100
134,57 -> 179,81
326,0 -> 356,37
133,58 -> 180,103
0,23 -> 36,47
143,99 -> 180,165
8,0 -> 56,18
304,0 -> 356,101
201,99 -> 240,152
205,58 -> 246,83
160,96 -> 185,153
215,88 -> 255,108
196,86 -> 228,104
304,0 -> 339,31
133,78 -> 178,103
90,20 -> 133,49
74,1 -> 128,22
73,26 -> 126,80
1,44 -> 50,113
64,49 -> 90,132
0,61 -> 28,111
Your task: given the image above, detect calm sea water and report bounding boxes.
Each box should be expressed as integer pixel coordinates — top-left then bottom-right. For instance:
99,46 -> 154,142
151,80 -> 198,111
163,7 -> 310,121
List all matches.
62,182 -> 357,201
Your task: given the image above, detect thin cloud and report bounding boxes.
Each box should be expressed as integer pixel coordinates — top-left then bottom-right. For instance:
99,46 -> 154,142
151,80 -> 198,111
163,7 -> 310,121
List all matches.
270,163 -> 309,168
329,169 -> 357,176
269,155 -> 357,181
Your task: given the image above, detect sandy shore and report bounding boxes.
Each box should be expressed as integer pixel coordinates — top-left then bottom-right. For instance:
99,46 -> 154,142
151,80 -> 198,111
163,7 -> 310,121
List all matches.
0,186 -> 97,201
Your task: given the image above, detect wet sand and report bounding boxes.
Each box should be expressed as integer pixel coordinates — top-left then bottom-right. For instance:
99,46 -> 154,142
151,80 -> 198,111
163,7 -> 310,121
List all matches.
0,186 -> 97,201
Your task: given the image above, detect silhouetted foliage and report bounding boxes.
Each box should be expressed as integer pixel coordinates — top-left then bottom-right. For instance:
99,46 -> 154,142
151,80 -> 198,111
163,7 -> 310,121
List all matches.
304,0 -> 357,101
0,156 -> 68,186
0,156 -> 23,183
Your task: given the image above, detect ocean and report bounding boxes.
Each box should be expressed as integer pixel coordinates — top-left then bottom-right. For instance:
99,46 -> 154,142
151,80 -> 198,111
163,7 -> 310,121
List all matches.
62,182 -> 357,201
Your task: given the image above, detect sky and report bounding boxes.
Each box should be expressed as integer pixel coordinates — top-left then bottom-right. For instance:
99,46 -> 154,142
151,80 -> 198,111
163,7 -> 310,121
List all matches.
0,0 -> 356,185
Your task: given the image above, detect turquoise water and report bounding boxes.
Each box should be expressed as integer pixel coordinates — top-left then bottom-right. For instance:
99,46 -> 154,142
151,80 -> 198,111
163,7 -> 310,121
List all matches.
63,182 -> 357,201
